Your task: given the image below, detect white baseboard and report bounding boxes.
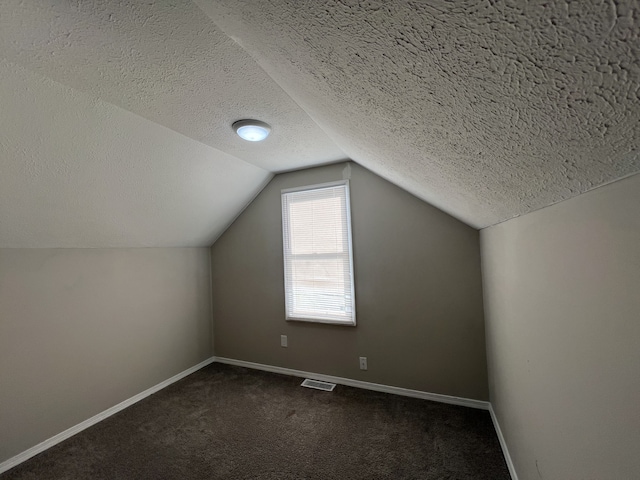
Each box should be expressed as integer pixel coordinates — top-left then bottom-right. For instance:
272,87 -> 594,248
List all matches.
213,356 -> 490,410
489,404 -> 518,480
0,356 -> 216,475
2,356 -> 516,478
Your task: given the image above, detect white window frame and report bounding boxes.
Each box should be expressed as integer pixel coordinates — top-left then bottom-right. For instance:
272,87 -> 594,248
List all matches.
281,180 -> 356,326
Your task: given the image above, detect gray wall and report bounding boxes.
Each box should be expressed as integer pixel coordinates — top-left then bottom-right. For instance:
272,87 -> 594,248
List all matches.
481,174 -> 640,479
0,248 -> 212,463
211,162 -> 488,400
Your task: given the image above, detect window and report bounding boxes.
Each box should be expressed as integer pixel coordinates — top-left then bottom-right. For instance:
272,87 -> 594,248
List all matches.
281,180 -> 356,325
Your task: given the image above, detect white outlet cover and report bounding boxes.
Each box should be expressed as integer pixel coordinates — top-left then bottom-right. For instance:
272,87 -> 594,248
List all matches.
359,357 -> 367,370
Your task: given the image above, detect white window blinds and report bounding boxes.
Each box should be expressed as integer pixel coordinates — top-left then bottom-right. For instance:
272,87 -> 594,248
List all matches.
281,181 -> 356,325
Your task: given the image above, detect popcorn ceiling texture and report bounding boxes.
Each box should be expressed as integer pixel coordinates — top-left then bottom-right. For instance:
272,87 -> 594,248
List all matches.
0,0 -> 345,173
1,1 -> 639,246
199,0 -> 640,228
0,61 -> 270,248
0,0 -> 344,247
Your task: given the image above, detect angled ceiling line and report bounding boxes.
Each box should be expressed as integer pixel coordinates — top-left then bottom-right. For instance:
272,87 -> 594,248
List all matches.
193,1 -> 352,175
193,0 -> 483,229
192,0 -> 640,229
0,0 -> 346,174
0,58 -> 269,176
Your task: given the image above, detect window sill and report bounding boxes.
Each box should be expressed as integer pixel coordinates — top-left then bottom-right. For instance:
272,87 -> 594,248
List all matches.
286,316 -> 356,327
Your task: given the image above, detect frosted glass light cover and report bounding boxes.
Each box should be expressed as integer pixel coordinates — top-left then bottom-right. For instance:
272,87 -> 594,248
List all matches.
233,120 -> 271,141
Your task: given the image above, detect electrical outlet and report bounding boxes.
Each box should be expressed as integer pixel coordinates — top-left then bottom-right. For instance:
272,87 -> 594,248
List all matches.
280,335 -> 288,347
359,356 -> 368,370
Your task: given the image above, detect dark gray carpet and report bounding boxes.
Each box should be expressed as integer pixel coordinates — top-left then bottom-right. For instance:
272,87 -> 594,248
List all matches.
2,363 -> 509,479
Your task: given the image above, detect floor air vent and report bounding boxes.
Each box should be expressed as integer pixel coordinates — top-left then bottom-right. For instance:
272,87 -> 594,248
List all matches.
301,379 -> 336,392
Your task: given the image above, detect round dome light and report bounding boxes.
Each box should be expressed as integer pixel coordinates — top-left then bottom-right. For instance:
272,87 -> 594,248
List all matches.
232,119 -> 271,142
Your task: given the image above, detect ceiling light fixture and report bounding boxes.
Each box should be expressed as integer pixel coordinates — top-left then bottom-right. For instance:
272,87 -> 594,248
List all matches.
232,119 -> 271,142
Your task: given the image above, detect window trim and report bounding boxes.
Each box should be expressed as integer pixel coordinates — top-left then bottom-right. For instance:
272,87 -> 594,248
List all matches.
281,180 -> 357,326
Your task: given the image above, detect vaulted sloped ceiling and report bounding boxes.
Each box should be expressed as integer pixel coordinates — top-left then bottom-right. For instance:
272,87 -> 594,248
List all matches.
1,1 -> 639,247
0,60 -> 270,247
0,1 -> 344,247
198,0 -> 640,227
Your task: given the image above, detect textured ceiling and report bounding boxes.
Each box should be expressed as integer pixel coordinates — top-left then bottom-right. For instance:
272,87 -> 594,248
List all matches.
0,0 -> 345,173
0,60 -> 270,247
198,0 -> 640,228
0,0 -> 344,247
2,1 -> 640,247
